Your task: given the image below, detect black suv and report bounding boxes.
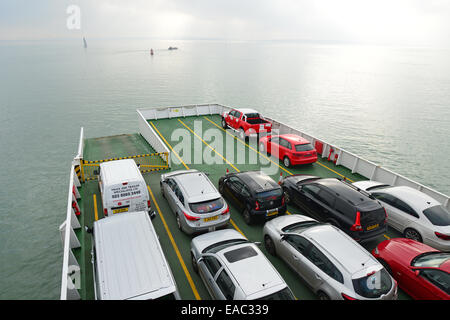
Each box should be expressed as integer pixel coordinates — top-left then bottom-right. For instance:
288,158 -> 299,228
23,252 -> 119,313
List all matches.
218,171 -> 287,224
281,175 -> 387,242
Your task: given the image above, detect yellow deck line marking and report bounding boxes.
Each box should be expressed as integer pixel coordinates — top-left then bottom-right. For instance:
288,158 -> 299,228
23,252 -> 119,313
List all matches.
383,234 -> 391,240
150,121 -> 190,170
147,185 -> 201,300
203,116 -> 294,176
178,118 -> 240,172
93,194 -> 99,221
204,116 -> 355,183
229,219 -> 246,238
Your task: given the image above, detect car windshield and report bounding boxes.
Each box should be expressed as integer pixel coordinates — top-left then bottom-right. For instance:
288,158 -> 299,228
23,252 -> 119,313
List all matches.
352,269 -> 392,298
257,287 -> 296,300
257,189 -> 282,200
245,113 -> 260,119
294,143 -> 314,152
423,205 -> 450,226
412,252 -> 450,268
189,198 -> 224,214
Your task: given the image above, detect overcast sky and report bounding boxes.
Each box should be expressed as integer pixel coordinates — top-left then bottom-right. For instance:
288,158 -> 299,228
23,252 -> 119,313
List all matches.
1,0 -> 449,47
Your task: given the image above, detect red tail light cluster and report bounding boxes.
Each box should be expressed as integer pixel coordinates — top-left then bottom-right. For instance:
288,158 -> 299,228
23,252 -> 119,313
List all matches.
255,201 -> 260,210
183,212 -> 200,221
350,211 -> 363,232
281,196 -> 285,206
104,208 -> 108,216
435,232 -> 450,240
147,200 -> 151,208
383,208 -> 388,224
222,206 -> 230,215
341,293 -> 357,300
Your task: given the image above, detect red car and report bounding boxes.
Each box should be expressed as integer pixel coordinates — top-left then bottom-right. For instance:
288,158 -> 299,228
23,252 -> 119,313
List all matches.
258,134 -> 318,167
221,108 -> 272,140
372,238 -> 450,300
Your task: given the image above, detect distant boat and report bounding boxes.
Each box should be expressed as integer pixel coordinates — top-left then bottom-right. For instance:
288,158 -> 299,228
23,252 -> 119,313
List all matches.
83,37 -> 87,48
168,47 -> 178,50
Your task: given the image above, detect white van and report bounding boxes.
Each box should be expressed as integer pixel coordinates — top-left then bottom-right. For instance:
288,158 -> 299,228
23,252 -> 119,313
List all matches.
92,211 -> 181,300
98,159 -> 152,217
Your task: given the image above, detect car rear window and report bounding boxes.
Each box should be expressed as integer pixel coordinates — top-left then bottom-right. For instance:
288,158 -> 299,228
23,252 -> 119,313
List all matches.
257,189 -> 282,199
223,246 -> 258,263
352,269 -> 392,298
423,205 -> 450,226
189,198 -> 224,214
258,287 -> 296,300
245,113 -> 260,119
294,143 -> 314,152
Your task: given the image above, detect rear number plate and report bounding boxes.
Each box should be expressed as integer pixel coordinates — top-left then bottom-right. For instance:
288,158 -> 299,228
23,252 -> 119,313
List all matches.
113,207 -> 129,214
267,210 -> 278,217
367,224 -> 379,231
204,216 -> 219,222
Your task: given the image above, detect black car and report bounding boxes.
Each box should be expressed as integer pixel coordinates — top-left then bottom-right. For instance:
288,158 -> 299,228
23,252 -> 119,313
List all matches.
281,175 -> 387,242
218,171 -> 287,224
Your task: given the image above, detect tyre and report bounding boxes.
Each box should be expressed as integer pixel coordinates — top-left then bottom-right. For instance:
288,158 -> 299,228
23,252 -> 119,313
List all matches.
242,208 -> 253,225
317,291 -> 330,300
264,235 -> 276,256
221,118 -> 227,129
404,228 -> 422,242
283,156 -> 291,168
191,252 -> 199,273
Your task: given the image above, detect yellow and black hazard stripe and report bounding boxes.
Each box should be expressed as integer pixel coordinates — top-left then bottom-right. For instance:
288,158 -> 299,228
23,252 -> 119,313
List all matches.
74,165 -> 81,179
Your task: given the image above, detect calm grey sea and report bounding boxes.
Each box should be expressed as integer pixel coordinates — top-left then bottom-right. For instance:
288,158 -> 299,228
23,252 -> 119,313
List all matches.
0,39 -> 449,299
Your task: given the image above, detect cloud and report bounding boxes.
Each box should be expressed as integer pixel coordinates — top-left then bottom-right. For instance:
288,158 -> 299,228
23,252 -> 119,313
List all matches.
0,0 -> 449,47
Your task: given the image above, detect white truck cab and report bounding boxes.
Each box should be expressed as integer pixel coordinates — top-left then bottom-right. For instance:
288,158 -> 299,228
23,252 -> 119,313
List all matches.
98,159 -> 153,217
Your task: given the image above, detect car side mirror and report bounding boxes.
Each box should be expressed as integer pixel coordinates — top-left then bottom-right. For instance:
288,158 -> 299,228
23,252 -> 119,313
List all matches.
253,241 -> 262,246
197,257 -> 204,264
414,269 -> 420,277
280,234 -> 287,241
149,210 -> 156,220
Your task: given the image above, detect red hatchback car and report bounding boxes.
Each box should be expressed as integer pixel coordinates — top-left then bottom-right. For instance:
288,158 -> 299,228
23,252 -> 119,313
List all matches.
259,134 -> 318,167
372,238 -> 450,300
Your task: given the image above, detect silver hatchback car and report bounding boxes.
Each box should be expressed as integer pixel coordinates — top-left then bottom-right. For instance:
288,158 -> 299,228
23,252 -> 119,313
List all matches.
191,229 -> 296,300
160,169 -> 230,234
263,214 -> 398,300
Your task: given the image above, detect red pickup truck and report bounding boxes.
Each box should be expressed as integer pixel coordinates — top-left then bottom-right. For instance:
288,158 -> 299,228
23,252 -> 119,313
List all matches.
221,108 -> 272,140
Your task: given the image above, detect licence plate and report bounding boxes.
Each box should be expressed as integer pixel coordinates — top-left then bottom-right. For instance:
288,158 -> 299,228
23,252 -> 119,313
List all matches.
113,207 -> 129,214
203,216 -> 219,222
367,224 -> 379,231
267,210 -> 278,217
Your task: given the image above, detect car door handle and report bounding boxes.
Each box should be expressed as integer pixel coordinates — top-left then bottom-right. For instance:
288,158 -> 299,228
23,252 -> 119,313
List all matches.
315,274 -> 322,280
292,255 -> 299,260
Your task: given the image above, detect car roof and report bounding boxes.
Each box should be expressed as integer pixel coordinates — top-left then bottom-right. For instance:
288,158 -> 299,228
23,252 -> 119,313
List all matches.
217,243 -> 285,297
299,224 -> 374,275
375,186 -> 441,212
314,178 -> 374,207
235,171 -> 279,192
93,211 -> 176,300
174,171 -> 220,202
276,134 -> 311,145
100,159 -> 144,185
234,108 -> 259,115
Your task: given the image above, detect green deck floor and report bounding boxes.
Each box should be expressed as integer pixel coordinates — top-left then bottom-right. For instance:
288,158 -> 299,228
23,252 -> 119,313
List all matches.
75,114 -> 410,300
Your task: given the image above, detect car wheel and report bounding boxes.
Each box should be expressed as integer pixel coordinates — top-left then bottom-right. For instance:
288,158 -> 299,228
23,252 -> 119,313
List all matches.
176,214 -> 182,230
242,208 -> 253,225
191,252 -> 199,273
404,228 -> 422,242
283,189 -> 291,204
264,235 -> 276,256
283,156 -> 291,168
317,291 -> 330,300
221,118 -> 227,129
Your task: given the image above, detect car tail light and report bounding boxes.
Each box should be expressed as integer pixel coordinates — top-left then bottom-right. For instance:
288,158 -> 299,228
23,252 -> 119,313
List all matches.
122,182 -> 128,186
341,293 -> 357,300
222,205 -> 230,215
255,201 -> 260,210
435,232 -> 450,240
350,211 -> 363,232
147,200 -> 151,208
104,208 -> 108,216
383,207 -> 388,224
183,212 -> 200,221
281,196 -> 285,206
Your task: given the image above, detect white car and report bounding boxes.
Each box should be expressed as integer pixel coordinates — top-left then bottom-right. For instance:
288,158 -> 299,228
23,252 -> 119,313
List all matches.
353,181 -> 450,251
